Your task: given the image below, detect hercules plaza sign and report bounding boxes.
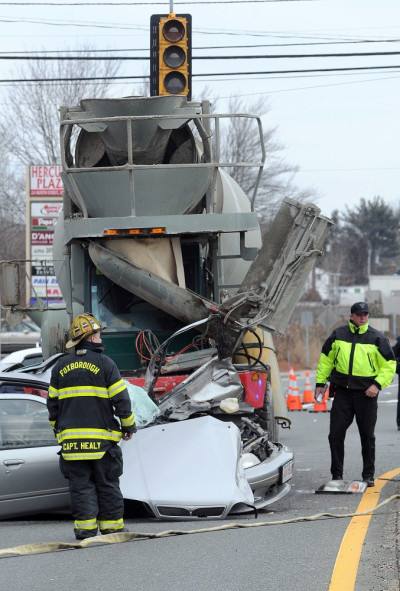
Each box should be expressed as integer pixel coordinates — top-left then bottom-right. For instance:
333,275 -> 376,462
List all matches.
26,166 -> 64,304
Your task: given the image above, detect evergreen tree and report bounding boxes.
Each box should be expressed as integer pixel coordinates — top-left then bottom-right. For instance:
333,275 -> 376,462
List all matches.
342,196 -> 400,275
319,197 -> 400,286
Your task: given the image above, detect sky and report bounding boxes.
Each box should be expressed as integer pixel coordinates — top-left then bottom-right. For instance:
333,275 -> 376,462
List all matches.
0,0 -> 400,219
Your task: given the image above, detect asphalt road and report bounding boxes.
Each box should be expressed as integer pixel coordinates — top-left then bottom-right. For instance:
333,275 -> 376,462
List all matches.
1,381 -> 400,591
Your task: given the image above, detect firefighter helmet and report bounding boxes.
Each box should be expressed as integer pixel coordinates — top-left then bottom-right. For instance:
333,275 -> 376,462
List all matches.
65,313 -> 102,349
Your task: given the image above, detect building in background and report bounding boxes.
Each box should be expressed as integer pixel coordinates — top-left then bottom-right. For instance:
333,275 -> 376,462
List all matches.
337,284 -> 367,306
369,275 -> 400,298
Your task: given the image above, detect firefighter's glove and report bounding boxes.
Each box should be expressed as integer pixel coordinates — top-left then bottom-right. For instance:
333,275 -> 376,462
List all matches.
122,426 -> 137,441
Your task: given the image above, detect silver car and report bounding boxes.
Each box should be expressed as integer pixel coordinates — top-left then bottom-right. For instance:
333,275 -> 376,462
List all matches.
0,392 -> 69,518
0,319 -> 41,354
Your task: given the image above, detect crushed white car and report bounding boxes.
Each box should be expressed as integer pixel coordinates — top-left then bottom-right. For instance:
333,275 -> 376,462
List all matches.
0,347 -> 43,372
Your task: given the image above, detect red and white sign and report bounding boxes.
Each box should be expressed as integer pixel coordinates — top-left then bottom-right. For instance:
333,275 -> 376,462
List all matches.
31,217 -> 58,229
27,168 -> 64,302
31,231 -> 54,245
31,276 -> 62,298
31,201 -> 62,218
30,165 -> 63,196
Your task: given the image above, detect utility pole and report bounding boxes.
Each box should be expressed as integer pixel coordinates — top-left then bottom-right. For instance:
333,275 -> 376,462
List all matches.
367,241 -> 372,278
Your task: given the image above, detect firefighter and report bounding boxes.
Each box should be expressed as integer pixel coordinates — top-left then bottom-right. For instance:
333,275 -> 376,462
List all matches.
315,302 -> 396,487
47,313 -> 136,540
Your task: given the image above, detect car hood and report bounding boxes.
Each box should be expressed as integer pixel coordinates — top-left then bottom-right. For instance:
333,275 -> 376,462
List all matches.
120,415 -> 254,519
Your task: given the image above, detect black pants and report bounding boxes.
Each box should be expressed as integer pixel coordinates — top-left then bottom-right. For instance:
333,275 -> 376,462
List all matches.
397,375 -> 400,428
60,445 -> 124,533
328,388 -> 377,480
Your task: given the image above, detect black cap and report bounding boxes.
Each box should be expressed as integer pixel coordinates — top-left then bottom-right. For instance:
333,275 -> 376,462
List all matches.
350,301 -> 369,314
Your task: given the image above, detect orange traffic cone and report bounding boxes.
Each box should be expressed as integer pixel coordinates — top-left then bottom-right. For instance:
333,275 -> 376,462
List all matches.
302,370 -> 314,405
309,386 -> 330,413
286,368 -> 303,411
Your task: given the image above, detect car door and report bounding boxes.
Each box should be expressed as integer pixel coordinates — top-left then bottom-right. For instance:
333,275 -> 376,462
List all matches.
0,395 -> 69,519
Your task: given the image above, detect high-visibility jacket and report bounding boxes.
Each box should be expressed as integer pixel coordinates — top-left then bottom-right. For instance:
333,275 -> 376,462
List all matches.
47,342 -> 135,460
316,321 -> 396,391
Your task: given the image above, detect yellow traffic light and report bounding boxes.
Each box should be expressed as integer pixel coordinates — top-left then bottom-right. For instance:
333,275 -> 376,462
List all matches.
150,14 -> 192,100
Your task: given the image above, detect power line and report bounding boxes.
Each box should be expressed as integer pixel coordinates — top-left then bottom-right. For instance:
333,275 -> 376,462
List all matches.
193,30 -> 392,41
0,15 -> 380,42
0,15 -> 336,41
0,0 -> 319,4
0,13 -> 396,50
0,74 -> 148,82
194,64 -> 400,76
197,50 -> 400,59
200,70 -> 400,83
1,72 -> 397,97
2,50 -> 400,60
217,73 -> 400,99
2,39 -> 400,55
196,39 -> 400,49
0,68 -> 398,88
0,16 -> 147,29
1,63 -> 400,84
0,10 -> 394,45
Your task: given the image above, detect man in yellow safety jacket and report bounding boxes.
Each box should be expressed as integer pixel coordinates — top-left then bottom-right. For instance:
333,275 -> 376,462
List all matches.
315,301 -> 396,487
47,313 -> 136,540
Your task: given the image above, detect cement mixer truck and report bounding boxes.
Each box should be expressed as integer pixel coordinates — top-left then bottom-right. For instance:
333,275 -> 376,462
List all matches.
35,94 -> 330,510
1,93 -> 331,514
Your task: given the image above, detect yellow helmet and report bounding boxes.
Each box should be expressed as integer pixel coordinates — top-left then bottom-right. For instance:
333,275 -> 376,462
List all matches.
65,313 -> 102,349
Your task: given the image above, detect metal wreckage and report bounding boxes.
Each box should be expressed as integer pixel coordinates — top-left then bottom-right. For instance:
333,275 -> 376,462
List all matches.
5,95 -> 332,519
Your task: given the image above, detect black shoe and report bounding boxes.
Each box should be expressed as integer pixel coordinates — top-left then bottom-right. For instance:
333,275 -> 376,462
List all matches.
332,475 -> 343,480
100,528 -> 128,535
74,529 -> 98,540
363,477 -> 375,487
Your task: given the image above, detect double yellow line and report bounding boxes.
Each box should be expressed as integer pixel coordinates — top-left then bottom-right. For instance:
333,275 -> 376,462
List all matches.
328,467 -> 400,590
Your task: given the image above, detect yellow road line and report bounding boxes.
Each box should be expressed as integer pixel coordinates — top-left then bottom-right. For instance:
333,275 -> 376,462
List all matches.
328,467 -> 400,591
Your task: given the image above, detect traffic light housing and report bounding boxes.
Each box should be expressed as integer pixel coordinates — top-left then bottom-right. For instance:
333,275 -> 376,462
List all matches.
150,13 -> 192,100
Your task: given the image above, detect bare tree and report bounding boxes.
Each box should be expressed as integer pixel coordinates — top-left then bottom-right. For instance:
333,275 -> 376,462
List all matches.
0,50 -> 122,274
0,136 -> 25,273
0,49 -> 121,165
219,97 -> 315,224
0,136 -> 25,223
0,142 -> 26,311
